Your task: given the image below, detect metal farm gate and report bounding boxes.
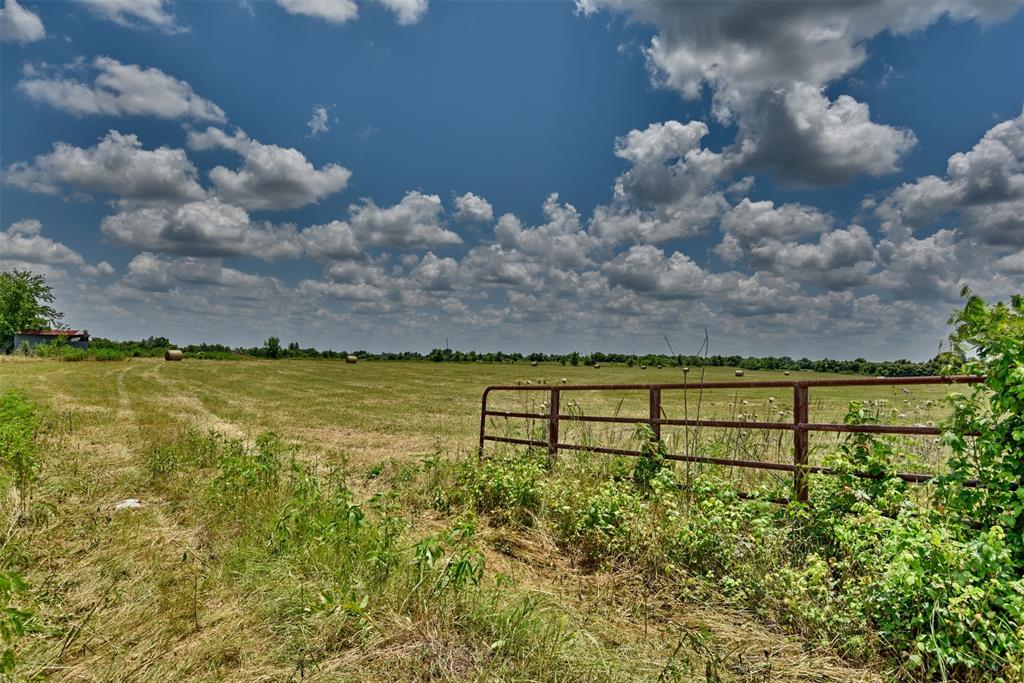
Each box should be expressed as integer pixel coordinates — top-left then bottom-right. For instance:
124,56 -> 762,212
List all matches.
479,375 -> 983,503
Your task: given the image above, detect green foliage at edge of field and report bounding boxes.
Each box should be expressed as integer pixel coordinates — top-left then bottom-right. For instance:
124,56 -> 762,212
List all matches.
441,295 -> 1024,682
0,390 -> 41,678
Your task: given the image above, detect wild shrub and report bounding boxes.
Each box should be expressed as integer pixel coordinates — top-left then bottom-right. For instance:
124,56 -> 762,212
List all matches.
940,293 -> 1024,550
630,424 -> 676,494
456,450 -> 547,526
271,464 -> 365,554
209,432 -> 290,506
0,390 -> 39,493
548,477 -> 643,568
411,519 -> 485,598
815,401 -> 910,519
830,511 -> 1024,677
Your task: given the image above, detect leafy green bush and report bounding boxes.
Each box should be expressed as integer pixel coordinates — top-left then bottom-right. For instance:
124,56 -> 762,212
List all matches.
89,348 -> 126,361
32,337 -> 88,361
0,390 -> 39,492
209,432 -> 290,505
455,450 -> 548,526
940,293 -> 1024,551
548,477 -> 644,568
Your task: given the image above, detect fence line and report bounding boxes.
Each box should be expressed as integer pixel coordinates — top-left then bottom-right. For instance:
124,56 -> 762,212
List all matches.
478,375 -> 983,503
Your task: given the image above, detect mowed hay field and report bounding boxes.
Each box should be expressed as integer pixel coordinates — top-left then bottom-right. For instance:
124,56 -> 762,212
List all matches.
0,358 -> 969,682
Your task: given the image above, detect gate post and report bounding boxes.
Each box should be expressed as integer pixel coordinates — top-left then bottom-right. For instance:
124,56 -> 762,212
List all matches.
650,386 -> 662,441
793,383 -> 809,502
548,387 -> 560,459
478,388 -> 490,460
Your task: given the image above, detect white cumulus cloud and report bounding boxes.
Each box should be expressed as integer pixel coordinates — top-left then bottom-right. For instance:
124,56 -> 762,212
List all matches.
1,0 -> 45,44
187,126 -> 352,210
1,219 -> 114,277
348,191 -> 462,248
4,130 -> 206,203
454,192 -> 493,223
101,198 -> 302,260
19,57 -> 226,122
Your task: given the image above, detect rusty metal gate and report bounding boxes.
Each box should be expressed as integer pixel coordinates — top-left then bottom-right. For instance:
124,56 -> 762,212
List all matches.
478,375 -> 983,503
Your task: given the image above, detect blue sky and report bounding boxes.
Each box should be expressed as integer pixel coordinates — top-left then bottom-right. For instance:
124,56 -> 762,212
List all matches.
1,0 -> 1022,359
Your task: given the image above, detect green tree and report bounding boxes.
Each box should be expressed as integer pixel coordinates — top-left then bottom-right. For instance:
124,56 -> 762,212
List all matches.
0,270 -> 64,351
263,336 -> 281,359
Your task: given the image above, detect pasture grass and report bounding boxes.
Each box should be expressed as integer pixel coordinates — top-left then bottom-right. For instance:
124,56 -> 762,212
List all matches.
0,359 -> 973,681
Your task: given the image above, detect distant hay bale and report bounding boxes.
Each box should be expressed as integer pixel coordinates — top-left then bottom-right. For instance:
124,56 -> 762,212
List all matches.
734,369 -> 744,377
560,378 -> 568,384
164,349 -> 183,361
346,355 -> 358,364
593,363 -> 601,369
784,371 -> 790,376
530,361 -> 538,367
640,365 -> 647,370
682,367 -> 690,373
656,364 -> 663,369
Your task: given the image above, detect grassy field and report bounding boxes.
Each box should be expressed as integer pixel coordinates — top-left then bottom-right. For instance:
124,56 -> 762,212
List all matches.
0,358 -> 973,681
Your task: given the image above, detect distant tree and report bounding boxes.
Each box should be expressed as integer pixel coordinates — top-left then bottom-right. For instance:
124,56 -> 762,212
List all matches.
0,270 -> 64,350
263,336 -> 281,359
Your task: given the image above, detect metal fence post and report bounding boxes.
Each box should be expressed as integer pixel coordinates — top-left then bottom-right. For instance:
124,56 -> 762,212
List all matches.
650,386 -> 662,441
478,388 -> 490,460
548,387 -> 560,459
793,383 -> 809,502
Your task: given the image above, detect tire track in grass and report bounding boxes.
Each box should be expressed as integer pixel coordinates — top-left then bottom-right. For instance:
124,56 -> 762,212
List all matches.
13,360 -> 277,680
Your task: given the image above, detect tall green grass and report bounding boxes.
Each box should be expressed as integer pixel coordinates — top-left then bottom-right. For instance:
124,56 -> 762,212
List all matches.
140,427 -> 641,681
0,390 -> 41,677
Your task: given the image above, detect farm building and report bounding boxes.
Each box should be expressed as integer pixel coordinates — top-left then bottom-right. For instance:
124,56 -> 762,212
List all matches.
13,330 -> 90,351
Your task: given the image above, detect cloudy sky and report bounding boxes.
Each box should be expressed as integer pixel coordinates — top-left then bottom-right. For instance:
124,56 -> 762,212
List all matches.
1,0 -> 1022,359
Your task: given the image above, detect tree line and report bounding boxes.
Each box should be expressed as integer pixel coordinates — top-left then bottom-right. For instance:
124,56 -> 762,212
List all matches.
3,269 -> 961,376
84,336 -> 961,377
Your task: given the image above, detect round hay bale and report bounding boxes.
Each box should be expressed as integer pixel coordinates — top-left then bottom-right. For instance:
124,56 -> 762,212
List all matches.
593,363 -> 601,369
734,369 -> 745,377
640,364 -> 647,370
164,349 -> 183,361
783,371 -> 790,376
530,360 -> 538,367
346,355 -> 358,364
682,367 -> 690,373
560,378 -> 568,384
